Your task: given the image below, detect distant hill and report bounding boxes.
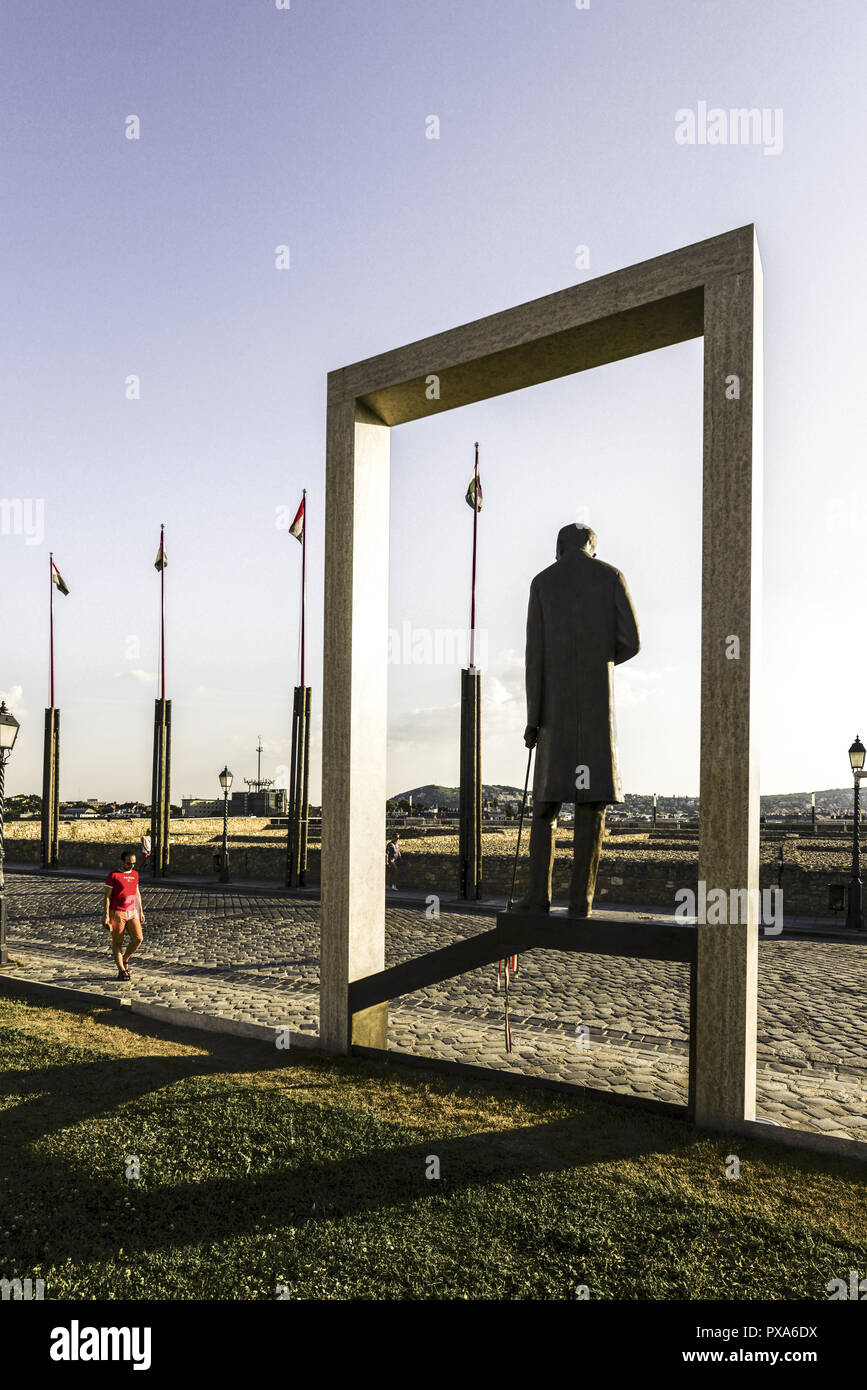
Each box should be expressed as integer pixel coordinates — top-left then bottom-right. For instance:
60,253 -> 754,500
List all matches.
389,785 -> 860,813
760,788 -> 851,810
390,784 -> 524,809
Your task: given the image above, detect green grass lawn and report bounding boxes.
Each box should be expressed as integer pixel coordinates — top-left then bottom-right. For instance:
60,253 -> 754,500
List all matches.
0,989 -> 864,1300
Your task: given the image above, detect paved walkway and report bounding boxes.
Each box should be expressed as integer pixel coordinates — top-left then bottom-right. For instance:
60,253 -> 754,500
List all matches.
2,872 -> 865,1141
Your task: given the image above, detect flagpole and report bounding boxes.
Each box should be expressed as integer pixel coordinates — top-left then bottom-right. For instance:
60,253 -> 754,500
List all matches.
300,490 -> 306,689
49,552 -> 55,709
287,491 -> 310,887
160,523 -> 166,701
469,443 -> 479,669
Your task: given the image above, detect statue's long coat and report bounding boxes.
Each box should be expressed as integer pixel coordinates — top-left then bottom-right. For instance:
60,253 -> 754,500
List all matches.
526,542 -> 640,805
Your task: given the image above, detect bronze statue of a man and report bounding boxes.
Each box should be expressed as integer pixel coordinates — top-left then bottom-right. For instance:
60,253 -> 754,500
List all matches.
517,523 -> 640,916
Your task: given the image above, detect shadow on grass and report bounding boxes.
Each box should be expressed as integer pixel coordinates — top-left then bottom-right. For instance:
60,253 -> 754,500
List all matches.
1,993 -> 864,1283
3,1113 -> 694,1268
0,1000 -> 704,1264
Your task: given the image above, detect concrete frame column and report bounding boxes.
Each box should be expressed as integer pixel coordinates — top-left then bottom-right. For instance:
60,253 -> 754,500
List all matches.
320,401 -> 390,1052
695,231 -> 763,1127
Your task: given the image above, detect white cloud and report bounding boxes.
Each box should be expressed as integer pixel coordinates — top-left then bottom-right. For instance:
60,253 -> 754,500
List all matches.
258,738 -> 288,755
485,674 -> 514,707
492,648 -> 525,693
613,665 -> 667,708
0,685 -> 27,719
388,701 -> 460,751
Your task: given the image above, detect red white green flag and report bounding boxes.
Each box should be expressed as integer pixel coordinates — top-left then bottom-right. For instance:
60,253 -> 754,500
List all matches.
289,497 -> 304,542
465,474 -> 483,512
51,560 -> 69,596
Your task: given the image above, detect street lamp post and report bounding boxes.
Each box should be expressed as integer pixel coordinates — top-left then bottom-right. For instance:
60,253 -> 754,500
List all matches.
0,702 -> 22,967
219,765 -> 233,884
847,736 -> 865,932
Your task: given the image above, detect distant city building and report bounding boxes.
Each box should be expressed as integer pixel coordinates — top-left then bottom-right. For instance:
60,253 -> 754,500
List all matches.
59,803 -> 98,819
230,789 -> 287,817
182,798 -> 221,818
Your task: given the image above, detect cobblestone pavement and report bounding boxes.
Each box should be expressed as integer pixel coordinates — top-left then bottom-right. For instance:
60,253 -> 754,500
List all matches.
3,873 -> 866,1141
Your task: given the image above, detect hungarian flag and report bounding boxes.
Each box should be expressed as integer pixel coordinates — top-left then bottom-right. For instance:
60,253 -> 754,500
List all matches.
154,535 -> 167,570
51,560 -> 69,596
289,497 -> 304,542
465,474 -> 483,512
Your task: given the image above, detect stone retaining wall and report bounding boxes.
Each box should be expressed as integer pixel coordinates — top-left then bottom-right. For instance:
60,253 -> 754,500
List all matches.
6,838 -> 321,884
400,855 -> 851,921
6,838 -> 854,922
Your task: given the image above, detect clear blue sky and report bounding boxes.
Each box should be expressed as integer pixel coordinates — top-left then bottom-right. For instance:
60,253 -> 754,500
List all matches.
2,0 -> 865,801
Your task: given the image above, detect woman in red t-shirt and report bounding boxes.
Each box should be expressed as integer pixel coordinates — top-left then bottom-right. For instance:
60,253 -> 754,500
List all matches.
103,850 -> 146,980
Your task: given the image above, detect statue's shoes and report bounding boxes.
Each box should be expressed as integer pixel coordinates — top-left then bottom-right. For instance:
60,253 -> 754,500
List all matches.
512,896 -> 550,913
567,904 -> 593,918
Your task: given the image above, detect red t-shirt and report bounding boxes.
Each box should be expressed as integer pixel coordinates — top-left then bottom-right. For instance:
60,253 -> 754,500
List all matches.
105,869 -> 139,912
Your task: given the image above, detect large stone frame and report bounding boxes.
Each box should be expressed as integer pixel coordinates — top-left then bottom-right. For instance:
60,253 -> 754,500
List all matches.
322,224 -> 762,1131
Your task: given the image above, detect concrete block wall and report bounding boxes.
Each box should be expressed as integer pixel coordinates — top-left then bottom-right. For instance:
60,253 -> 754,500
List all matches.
389,853 -> 850,921
3,838 -> 852,921
5,838 -> 321,885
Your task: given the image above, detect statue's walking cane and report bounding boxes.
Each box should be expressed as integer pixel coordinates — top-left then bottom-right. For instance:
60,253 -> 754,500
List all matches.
498,744 -> 533,1051
508,744 -> 534,913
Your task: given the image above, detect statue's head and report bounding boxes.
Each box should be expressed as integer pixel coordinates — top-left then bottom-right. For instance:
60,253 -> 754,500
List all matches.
556,523 -> 597,560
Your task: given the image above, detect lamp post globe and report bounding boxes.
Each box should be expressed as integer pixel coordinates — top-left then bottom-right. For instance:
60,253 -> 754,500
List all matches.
0,703 -> 20,755
0,701 -> 22,967
847,736 -> 865,932
219,766 -> 233,884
